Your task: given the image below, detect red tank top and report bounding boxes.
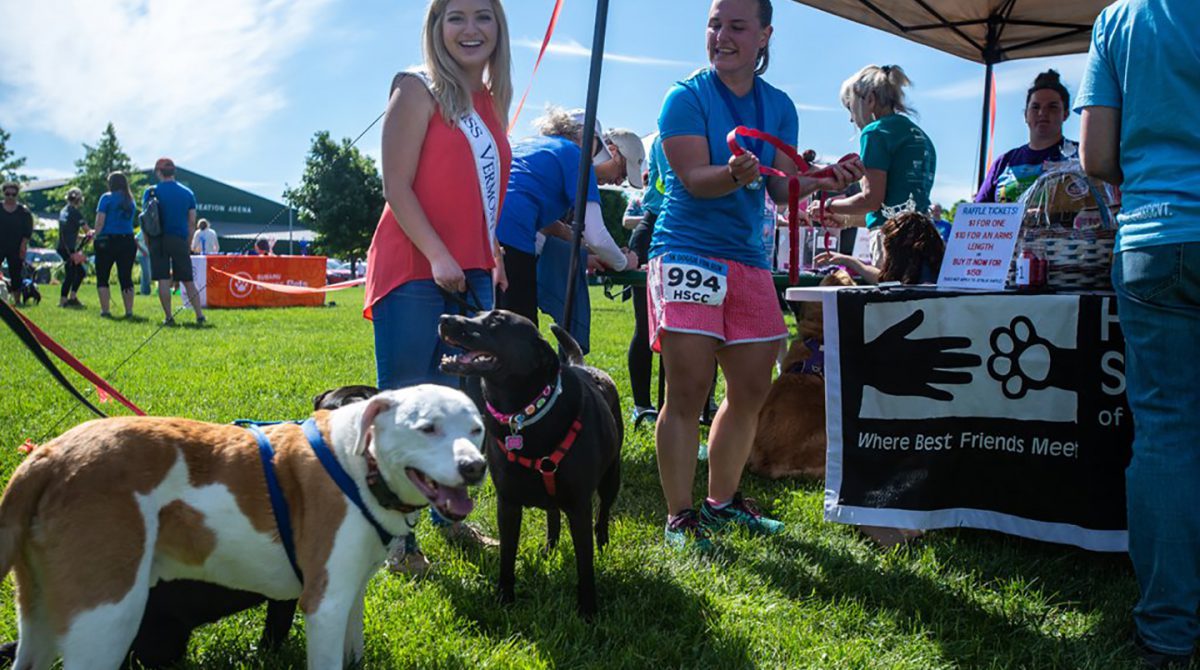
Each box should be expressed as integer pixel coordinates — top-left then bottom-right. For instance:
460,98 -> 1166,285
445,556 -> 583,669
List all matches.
363,87 -> 511,319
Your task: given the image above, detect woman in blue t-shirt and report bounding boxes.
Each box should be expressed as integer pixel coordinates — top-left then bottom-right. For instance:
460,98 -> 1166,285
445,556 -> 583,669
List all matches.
651,0 -> 863,550
495,107 -> 637,325
817,65 -> 936,266
93,171 -> 139,318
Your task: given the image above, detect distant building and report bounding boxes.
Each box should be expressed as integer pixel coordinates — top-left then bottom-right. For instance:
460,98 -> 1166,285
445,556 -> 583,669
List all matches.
21,166 -> 314,254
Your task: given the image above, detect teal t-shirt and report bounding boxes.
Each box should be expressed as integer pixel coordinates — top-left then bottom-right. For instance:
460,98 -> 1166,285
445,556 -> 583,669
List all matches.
859,114 -> 937,229
1075,0 -> 1200,253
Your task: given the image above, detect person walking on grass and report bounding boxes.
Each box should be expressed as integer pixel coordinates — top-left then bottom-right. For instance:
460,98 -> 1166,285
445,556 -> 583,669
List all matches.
651,0 -> 862,550
0,181 -> 33,305
363,0 -> 513,575
1077,0 -> 1200,666
93,172 -> 139,319
144,157 -> 204,326
57,188 -> 91,308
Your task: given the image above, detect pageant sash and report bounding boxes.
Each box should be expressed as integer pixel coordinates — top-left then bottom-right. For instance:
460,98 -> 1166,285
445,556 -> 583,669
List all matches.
408,70 -> 501,246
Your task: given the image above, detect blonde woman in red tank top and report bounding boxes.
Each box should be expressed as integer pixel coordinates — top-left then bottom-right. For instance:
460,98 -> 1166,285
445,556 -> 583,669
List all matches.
365,0 -> 513,574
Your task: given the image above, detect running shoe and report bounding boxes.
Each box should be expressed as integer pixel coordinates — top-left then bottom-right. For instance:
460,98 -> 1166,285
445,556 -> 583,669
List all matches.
700,493 -> 784,535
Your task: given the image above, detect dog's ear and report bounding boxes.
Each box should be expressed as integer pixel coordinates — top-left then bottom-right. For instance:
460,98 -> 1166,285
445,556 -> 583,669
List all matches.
312,389 -> 331,411
550,324 -> 585,366
353,395 -> 396,456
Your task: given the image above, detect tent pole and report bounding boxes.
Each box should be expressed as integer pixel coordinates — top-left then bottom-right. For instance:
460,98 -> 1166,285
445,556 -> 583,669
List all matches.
562,0 -> 611,336
977,61 -> 995,189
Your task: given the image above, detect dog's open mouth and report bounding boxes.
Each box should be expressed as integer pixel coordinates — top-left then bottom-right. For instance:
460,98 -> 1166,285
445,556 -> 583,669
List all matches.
439,350 -> 498,375
405,468 -> 474,521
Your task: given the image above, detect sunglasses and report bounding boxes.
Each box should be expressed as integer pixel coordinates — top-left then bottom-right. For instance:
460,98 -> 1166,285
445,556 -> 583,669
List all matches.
2,191 -> 17,197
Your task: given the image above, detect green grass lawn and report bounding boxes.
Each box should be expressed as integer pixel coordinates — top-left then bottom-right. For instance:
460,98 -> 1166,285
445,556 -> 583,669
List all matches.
0,287 -> 1145,669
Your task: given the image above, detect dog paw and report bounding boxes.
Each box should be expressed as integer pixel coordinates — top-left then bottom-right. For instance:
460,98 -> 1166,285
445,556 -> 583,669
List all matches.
987,316 -> 1052,400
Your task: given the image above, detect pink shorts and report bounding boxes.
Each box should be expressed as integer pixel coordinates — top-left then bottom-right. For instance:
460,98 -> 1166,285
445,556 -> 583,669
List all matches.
646,253 -> 787,352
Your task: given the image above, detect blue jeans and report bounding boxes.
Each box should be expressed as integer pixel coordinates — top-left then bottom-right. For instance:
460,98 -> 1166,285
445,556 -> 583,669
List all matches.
373,270 -> 493,532
1114,243 -> 1200,655
138,255 -> 152,295
372,270 -> 493,390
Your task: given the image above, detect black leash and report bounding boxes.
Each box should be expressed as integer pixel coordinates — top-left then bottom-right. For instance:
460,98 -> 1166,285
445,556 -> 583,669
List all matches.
0,298 -> 106,418
438,284 -> 488,315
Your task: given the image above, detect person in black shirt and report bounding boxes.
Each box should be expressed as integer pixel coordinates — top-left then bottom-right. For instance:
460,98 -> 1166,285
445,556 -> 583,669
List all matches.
0,181 -> 34,302
57,188 -> 91,307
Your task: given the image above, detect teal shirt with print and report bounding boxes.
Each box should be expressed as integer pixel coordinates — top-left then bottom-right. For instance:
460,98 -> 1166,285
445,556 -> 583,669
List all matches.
859,114 -> 936,229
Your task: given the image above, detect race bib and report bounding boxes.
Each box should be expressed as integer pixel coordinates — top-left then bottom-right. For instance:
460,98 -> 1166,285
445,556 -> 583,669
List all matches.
661,253 -> 728,306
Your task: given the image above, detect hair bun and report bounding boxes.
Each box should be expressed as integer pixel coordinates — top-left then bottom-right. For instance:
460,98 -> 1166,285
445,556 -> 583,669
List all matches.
1034,69 -> 1062,87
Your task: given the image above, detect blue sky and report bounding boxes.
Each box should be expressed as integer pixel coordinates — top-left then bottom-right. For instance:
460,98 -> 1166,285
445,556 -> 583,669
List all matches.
0,0 -> 1088,208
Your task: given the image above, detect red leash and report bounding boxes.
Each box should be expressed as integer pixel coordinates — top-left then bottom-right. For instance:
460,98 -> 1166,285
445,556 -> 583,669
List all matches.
727,126 -> 858,283
508,0 -> 564,133
7,304 -> 145,416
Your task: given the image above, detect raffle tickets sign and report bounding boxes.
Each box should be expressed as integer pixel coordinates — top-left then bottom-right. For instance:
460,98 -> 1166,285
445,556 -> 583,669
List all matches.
937,204 -> 1023,290
825,288 -> 1132,551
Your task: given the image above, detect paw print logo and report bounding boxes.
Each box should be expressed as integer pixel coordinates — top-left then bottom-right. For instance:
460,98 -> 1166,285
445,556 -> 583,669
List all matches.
987,316 -> 1076,400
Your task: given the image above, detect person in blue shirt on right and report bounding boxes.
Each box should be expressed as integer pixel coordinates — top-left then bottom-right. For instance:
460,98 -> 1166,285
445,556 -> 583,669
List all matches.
1077,1 -> 1200,667
144,157 -> 205,326
651,0 -> 862,551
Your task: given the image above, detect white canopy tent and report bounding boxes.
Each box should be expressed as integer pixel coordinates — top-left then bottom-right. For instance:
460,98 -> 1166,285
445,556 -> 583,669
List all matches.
789,0 -> 1111,183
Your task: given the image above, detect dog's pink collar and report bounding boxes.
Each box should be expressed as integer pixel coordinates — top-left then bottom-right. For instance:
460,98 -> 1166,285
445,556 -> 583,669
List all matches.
486,374 -> 563,432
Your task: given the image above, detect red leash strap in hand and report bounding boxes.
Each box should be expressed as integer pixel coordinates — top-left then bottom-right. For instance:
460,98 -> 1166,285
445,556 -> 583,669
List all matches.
727,126 -> 859,283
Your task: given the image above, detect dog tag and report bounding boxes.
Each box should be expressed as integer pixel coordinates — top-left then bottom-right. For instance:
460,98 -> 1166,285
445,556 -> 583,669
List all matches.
505,435 -> 524,451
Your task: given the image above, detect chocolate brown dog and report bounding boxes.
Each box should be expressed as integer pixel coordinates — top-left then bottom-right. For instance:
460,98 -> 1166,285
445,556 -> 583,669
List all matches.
439,310 -> 621,618
0,384 -> 381,669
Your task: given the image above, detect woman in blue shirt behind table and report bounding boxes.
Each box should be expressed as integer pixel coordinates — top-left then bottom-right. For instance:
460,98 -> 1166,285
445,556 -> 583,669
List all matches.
93,171 -> 139,319
651,0 -> 862,550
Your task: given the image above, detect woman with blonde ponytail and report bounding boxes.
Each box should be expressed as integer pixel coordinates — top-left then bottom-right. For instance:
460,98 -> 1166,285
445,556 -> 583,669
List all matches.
364,0 -> 514,574
817,64 -> 937,265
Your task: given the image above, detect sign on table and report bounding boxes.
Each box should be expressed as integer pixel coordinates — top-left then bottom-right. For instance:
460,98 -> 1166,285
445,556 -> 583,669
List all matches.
824,289 -> 1131,551
937,203 -> 1023,290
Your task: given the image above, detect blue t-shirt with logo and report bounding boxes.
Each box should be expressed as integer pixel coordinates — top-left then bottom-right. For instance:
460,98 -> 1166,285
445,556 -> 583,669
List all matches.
653,68 -> 799,269
641,134 -> 667,217
96,192 -> 137,236
497,135 -> 601,255
143,180 -> 197,239
1075,0 -> 1200,252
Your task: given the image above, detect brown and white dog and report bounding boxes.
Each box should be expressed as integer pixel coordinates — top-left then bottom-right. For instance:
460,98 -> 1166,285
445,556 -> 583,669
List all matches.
748,269 -> 855,479
0,385 -> 487,670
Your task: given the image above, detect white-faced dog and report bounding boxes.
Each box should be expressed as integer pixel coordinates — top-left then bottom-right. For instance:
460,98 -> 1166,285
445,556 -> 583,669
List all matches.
0,385 -> 487,670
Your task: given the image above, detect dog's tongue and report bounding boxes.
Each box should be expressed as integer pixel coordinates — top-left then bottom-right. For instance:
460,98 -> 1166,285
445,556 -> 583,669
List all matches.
436,486 -> 474,519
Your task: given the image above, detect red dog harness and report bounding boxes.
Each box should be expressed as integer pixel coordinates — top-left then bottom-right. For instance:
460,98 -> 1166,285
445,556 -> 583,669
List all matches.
727,126 -> 859,284
496,417 -> 583,497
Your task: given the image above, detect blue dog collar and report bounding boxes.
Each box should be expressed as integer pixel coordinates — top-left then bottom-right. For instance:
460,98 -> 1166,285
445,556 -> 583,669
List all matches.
302,418 -> 395,547
241,422 -> 303,583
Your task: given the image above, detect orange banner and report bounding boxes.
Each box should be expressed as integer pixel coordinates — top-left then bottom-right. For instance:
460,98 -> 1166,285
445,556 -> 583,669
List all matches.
205,256 -> 327,308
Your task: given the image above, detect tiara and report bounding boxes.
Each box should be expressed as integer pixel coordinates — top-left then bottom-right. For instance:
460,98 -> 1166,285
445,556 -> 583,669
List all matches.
880,195 -> 920,220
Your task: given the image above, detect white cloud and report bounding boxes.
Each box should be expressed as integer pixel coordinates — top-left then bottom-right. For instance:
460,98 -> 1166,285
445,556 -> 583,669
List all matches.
925,55 -> 1089,101
796,103 -> 838,113
0,0 -> 331,163
514,37 -> 696,68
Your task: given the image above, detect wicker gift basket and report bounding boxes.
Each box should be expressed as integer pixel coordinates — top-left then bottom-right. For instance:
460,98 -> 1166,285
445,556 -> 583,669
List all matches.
1008,158 -> 1120,291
